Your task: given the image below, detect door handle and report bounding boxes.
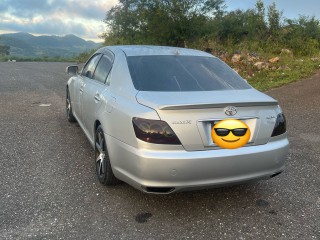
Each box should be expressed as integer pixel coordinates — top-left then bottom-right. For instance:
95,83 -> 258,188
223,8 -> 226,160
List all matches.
79,84 -> 84,93
94,94 -> 101,102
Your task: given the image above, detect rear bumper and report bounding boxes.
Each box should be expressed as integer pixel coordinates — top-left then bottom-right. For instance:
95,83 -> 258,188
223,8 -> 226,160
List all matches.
107,135 -> 289,193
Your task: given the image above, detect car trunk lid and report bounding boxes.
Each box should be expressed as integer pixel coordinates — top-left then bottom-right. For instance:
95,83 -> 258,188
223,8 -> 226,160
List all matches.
136,89 -> 279,151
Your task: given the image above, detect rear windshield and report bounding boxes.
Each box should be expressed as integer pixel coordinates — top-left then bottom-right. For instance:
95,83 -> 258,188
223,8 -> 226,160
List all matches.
127,55 -> 251,91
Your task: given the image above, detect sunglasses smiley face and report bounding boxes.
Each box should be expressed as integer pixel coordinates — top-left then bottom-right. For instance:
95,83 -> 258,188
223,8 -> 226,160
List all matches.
211,119 -> 251,149
214,128 -> 248,137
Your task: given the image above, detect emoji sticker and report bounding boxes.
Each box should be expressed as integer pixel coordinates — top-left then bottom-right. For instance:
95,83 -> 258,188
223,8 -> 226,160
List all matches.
211,119 -> 251,149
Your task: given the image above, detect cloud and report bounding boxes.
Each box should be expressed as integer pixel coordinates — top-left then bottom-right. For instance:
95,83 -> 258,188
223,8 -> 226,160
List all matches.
0,0 -> 54,18
0,15 -> 105,39
1,20 -> 85,36
0,0 -> 118,19
0,0 -> 119,40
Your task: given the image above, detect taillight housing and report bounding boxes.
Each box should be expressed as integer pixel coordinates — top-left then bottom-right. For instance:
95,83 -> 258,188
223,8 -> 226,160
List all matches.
271,113 -> 287,137
132,117 -> 181,145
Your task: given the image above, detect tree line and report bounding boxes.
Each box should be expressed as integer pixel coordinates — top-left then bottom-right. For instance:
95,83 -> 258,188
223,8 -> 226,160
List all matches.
103,0 -> 320,56
0,45 -> 10,56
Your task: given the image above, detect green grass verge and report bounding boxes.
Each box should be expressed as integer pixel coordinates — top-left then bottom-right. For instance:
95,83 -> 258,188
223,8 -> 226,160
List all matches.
248,57 -> 320,91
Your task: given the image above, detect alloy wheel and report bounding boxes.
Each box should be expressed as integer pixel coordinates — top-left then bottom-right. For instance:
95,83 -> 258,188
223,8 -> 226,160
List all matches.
95,130 -> 106,177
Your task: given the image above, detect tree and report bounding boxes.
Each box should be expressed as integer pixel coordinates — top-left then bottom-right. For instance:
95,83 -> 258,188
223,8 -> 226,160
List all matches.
254,0 -> 267,38
214,10 -> 249,43
267,2 -> 282,37
284,16 -> 320,55
0,45 -> 10,56
103,0 -> 226,47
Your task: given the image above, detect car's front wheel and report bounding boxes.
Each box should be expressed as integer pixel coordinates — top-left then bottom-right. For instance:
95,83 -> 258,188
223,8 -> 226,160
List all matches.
95,125 -> 120,185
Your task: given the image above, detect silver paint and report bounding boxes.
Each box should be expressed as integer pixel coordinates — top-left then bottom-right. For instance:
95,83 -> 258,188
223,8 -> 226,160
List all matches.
66,45 -> 289,193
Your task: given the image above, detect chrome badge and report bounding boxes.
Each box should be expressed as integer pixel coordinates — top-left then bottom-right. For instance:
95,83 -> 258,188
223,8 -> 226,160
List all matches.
172,120 -> 192,125
224,106 -> 237,116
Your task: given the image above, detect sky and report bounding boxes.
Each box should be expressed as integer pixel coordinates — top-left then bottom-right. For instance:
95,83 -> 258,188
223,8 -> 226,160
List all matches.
0,0 -> 320,42
0,0 -> 118,42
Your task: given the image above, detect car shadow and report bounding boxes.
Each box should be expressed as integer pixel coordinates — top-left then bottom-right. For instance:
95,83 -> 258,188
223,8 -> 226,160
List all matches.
101,180 -> 278,220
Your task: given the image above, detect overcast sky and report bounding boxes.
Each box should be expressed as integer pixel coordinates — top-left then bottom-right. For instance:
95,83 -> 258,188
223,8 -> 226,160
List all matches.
0,0 -> 117,42
0,0 -> 320,42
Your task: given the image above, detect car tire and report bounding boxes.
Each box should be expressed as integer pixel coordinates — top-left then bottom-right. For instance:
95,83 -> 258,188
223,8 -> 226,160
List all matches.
66,88 -> 76,123
95,125 -> 120,185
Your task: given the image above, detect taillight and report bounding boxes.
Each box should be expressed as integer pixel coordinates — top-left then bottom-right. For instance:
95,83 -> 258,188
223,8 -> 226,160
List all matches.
132,117 -> 181,145
271,113 -> 286,137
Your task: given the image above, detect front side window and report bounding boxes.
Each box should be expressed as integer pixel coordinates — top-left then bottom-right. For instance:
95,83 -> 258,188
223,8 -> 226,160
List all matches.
127,55 -> 251,91
82,54 -> 101,79
92,54 -> 113,84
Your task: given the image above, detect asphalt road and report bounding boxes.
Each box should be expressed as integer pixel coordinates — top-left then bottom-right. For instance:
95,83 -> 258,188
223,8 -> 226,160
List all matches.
0,62 -> 319,240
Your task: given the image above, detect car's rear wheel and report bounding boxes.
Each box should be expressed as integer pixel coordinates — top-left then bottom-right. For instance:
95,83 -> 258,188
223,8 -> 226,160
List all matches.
95,125 -> 120,185
66,88 -> 76,122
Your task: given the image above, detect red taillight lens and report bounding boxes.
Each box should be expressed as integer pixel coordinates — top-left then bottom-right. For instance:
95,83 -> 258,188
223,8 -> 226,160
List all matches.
271,113 -> 287,137
132,118 -> 181,145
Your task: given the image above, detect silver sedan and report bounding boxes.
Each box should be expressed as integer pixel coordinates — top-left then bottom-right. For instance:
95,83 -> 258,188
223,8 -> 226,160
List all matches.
66,46 -> 289,194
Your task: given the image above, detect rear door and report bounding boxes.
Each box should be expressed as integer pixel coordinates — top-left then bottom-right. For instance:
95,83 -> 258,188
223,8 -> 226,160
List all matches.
81,51 -> 114,139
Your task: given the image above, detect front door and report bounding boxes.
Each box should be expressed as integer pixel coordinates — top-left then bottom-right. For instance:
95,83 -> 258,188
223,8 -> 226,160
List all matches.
78,54 -> 102,127
81,53 -> 114,140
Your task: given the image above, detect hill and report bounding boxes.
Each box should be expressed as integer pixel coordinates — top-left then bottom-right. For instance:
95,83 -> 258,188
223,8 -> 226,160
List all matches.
0,32 -> 101,58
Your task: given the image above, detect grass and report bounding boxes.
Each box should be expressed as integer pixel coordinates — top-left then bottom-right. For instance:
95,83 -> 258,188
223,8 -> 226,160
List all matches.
248,57 -> 320,91
221,50 -> 320,91
194,38 -> 320,91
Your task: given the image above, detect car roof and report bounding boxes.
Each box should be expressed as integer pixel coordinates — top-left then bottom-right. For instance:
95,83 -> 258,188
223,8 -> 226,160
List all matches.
101,45 -> 214,57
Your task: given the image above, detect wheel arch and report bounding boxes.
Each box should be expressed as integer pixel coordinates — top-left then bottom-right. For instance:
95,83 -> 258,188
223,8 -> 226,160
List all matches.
94,120 -> 102,132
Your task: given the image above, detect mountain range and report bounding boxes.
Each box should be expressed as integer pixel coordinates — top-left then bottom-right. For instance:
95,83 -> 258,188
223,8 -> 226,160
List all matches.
0,32 -> 101,58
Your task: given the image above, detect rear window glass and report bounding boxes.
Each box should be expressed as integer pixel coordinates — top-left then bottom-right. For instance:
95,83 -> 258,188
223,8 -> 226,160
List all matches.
127,55 -> 251,91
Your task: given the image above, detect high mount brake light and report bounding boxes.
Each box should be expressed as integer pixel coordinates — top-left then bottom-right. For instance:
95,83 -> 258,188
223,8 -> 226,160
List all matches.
132,118 -> 181,145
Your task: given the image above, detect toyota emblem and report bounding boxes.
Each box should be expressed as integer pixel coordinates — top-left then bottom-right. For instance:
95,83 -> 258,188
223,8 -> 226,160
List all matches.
224,106 -> 237,116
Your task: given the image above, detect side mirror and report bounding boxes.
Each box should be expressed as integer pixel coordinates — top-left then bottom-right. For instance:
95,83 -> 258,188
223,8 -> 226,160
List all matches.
66,65 -> 78,76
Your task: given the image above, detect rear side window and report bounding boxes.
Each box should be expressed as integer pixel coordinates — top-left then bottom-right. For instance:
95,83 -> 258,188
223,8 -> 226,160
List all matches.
127,55 -> 251,91
93,54 -> 113,84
